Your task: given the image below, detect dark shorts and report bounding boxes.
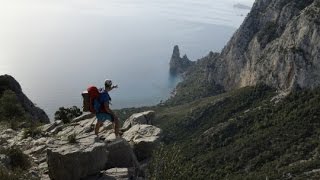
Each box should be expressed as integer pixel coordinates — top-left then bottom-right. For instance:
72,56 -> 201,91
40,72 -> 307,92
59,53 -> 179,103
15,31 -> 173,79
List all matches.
96,113 -> 113,123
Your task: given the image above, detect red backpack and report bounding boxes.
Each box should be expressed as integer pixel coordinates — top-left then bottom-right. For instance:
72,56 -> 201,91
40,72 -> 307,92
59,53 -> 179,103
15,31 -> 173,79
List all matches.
82,86 -> 101,113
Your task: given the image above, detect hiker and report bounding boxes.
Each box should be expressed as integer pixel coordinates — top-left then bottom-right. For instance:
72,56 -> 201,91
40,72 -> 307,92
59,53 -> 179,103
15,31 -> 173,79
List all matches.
94,79 -> 120,139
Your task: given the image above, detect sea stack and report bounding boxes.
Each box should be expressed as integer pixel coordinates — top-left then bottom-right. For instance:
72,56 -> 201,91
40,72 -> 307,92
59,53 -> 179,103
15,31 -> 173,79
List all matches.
169,45 -> 194,76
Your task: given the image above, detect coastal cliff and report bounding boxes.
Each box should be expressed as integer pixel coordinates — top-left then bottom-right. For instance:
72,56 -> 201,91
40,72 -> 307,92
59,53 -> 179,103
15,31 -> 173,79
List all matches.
171,0 -> 320,103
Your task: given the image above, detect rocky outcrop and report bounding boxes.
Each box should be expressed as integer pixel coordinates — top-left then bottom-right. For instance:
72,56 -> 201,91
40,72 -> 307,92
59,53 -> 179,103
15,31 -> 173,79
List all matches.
0,74 -> 49,123
169,45 -> 195,75
122,110 -> 155,131
0,110 -> 162,180
174,0 -> 320,98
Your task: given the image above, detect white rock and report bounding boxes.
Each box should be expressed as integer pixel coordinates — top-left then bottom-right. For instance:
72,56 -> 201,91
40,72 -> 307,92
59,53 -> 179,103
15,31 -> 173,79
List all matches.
122,111 -> 155,131
122,125 -> 162,161
47,141 -> 109,180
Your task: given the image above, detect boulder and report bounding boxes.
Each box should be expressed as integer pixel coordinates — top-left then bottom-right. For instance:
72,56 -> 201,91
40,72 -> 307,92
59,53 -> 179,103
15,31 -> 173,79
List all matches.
122,111 -> 155,131
105,138 -> 139,169
47,140 -> 109,180
123,125 -> 162,161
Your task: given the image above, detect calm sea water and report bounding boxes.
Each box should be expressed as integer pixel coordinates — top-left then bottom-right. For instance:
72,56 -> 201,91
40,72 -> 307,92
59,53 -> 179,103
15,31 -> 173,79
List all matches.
0,0 -> 253,119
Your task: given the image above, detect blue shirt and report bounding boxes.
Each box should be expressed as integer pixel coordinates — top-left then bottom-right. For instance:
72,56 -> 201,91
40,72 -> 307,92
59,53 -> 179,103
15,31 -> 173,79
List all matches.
95,91 -> 113,122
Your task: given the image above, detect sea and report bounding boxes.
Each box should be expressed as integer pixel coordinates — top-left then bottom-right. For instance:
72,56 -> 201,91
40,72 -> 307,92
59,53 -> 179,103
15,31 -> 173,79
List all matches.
0,0 -> 254,119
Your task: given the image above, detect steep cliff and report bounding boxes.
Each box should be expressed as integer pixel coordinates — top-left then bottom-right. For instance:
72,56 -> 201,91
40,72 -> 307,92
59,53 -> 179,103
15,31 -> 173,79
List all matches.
218,0 -> 319,90
175,0 -> 320,101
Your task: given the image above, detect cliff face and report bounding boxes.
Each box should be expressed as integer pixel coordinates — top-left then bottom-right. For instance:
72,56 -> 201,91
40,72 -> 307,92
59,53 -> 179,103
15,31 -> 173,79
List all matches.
0,74 -> 49,123
183,0 -> 320,94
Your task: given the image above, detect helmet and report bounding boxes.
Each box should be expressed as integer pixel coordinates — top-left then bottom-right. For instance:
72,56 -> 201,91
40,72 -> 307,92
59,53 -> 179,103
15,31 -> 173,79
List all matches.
104,79 -> 112,87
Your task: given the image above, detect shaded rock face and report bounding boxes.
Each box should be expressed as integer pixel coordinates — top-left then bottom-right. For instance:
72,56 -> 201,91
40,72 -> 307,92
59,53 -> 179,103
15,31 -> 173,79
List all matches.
105,139 -> 139,169
169,45 -> 195,75
0,74 -> 49,123
178,0 -> 320,95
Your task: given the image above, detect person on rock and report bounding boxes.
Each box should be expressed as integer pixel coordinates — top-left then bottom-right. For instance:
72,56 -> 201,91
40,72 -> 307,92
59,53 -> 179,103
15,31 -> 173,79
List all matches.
94,79 -> 120,140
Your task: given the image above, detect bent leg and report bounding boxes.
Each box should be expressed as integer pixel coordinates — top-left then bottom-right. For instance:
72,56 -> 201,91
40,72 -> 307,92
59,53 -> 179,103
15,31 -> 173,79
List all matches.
113,118 -> 120,137
95,121 -> 103,135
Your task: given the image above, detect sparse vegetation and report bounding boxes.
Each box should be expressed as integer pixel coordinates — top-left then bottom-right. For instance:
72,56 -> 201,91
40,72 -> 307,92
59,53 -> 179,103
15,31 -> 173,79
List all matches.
148,144 -> 192,180
0,90 -> 28,126
0,146 -> 36,180
23,125 -> 43,139
0,167 -> 20,180
54,106 -> 82,124
145,85 -> 320,179
2,146 -> 31,170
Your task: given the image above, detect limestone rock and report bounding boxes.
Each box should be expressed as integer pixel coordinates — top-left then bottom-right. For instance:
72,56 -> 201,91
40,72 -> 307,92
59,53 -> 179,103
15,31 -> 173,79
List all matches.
41,123 -> 57,132
123,124 -> 162,161
41,120 -> 63,133
122,111 -> 155,131
47,141 -> 109,180
173,0 -> 320,99
24,145 -> 47,155
50,125 -> 63,134
83,168 -> 136,180
72,112 -> 95,123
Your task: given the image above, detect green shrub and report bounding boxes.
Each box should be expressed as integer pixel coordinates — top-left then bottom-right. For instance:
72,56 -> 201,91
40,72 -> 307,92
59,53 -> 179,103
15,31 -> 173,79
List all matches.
150,85 -> 320,179
148,144 -> 193,180
23,125 -> 42,139
0,166 -> 20,180
55,106 -> 82,124
0,90 -> 25,121
0,146 -> 31,170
